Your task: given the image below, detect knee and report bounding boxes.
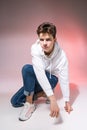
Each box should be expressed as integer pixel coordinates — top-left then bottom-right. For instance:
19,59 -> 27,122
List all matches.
22,64 -> 31,72
22,64 -> 34,75
10,97 -> 24,108
10,96 -> 17,107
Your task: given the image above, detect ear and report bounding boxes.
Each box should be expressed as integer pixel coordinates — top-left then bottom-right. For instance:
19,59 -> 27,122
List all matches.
54,37 -> 57,42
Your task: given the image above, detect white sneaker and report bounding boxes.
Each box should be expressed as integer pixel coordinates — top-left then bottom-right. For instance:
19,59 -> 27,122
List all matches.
19,102 -> 36,121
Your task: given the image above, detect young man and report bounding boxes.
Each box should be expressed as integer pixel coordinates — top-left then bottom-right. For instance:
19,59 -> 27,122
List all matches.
11,22 -> 73,121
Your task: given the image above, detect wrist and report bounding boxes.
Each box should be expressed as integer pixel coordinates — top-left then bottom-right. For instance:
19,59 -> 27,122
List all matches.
65,101 -> 70,105
48,95 -> 56,102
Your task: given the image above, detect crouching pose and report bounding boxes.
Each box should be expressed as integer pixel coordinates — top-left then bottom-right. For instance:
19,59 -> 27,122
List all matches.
11,22 -> 73,121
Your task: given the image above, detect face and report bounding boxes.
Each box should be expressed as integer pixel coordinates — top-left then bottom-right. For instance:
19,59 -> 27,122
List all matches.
39,33 -> 56,55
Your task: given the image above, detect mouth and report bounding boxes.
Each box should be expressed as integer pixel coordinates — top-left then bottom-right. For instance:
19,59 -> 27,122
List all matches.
42,46 -> 48,49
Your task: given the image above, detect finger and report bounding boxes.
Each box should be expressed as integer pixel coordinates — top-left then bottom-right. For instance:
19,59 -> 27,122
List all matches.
50,111 -> 55,117
67,107 -> 73,114
64,106 -> 68,111
50,111 -> 59,118
56,112 -> 59,118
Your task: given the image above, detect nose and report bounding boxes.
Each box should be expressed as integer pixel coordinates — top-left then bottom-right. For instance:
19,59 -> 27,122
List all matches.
43,40 -> 47,46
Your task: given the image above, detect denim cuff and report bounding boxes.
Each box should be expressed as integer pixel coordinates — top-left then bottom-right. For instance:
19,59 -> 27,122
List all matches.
24,90 -> 34,96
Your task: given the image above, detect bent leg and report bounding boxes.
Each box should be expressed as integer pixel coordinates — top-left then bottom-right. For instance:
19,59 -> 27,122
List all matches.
22,64 -> 36,96
11,64 -> 58,107
21,64 -> 58,97
10,64 -> 36,107
10,87 -> 26,107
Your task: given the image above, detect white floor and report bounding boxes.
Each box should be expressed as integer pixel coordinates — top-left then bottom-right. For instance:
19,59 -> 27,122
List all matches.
0,83 -> 87,130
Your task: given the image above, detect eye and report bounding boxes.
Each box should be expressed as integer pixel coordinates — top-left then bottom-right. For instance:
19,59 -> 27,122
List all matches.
40,39 -> 44,41
46,38 -> 51,41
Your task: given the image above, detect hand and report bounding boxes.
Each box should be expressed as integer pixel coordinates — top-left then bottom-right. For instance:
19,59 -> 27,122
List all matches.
64,101 -> 73,114
49,95 -> 60,118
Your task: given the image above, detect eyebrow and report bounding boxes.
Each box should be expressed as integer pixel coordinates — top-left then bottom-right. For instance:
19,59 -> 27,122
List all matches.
39,38 -> 52,41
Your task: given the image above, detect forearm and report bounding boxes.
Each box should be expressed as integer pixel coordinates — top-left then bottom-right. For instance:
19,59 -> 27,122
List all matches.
48,95 -> 56,102
48,95 -> 60,118
33,66 -> 54,96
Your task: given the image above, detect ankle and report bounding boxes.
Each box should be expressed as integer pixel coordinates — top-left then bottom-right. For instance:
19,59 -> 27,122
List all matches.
26,95 -> 33,104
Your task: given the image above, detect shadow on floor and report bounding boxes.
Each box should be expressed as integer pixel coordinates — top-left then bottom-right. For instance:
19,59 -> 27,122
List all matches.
54,83 -> 79,105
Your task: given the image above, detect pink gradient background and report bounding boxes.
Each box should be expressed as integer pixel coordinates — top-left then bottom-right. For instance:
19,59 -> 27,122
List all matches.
0,0 -> 87,93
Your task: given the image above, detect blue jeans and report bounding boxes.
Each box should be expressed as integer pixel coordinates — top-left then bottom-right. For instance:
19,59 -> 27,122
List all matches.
10,64 -> 58,107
